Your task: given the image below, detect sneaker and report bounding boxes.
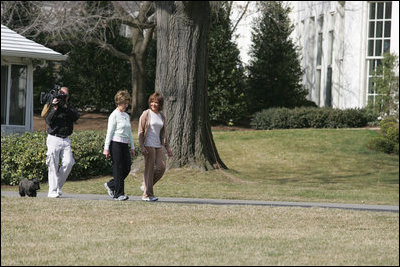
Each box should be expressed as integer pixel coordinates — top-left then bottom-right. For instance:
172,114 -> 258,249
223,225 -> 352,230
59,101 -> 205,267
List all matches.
140,185 -> 144,192
142,196 -> 158,202
57,188 -> 63,196
104,183 -> 114,198
48,193 -> 60,198
114,195 -> 129,201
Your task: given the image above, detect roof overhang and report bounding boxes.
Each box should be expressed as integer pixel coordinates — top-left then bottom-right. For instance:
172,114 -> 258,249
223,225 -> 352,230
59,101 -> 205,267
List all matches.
1,24 -> 67,62
1,49 -> 67,61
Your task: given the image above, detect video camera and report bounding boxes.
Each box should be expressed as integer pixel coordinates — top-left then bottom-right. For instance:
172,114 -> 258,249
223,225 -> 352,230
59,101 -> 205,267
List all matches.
40,85 -> 68,107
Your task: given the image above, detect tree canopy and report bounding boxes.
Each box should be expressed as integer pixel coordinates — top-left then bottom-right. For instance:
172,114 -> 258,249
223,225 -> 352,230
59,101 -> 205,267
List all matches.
246,1 -> 309,113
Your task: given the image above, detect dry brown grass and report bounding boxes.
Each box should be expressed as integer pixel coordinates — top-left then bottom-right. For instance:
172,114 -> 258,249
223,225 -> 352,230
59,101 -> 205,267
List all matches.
1,196 -> 398,266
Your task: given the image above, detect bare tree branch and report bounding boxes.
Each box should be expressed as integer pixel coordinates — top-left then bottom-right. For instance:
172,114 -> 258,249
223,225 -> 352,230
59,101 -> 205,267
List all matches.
231,1 -> 250,33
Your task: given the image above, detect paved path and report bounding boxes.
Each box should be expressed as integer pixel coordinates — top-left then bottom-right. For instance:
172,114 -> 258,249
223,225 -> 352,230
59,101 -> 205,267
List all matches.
2,191 -> 398,213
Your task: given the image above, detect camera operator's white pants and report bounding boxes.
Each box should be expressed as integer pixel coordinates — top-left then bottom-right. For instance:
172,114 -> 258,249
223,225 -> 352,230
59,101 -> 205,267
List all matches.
46,135 -> 75,197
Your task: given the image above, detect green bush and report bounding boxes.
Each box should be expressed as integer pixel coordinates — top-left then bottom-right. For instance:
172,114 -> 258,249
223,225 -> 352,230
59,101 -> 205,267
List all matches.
380,116 -> 399,143
367,136 -> 396,154
1,131 -> 138,185
250,107 -> 371,130
1,132 -> 47,186
367,116 -> 399,155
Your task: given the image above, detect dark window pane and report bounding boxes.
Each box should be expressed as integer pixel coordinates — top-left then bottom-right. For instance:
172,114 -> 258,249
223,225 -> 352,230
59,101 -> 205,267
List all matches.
1,65 -> 8,124
375,40 -> 382,56
385,2 -> 392,19
368,40 -> 374,56
9,65 -> 26,126
384,21 -> 391,37
377,3 -> 384,19
369,3 -> 376,19
318,15 -> 324,28
376,21 -> 383,37
317,33 -> 323,66
384,40 -> 390,53
369,21 -> 375,37
325,67 -> 332,107
369,59 -> 376,74
368,78 -> 375,94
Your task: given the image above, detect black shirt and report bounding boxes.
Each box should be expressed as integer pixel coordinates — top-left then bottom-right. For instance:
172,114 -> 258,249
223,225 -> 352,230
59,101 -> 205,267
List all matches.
45,104 -> 80,138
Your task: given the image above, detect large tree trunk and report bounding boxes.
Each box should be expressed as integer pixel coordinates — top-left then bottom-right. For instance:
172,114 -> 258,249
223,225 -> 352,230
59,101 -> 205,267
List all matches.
155,1 -> 227,170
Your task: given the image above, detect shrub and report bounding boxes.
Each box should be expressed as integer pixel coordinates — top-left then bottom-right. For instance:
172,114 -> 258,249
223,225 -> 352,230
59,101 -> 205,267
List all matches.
380,116 -> 399,143
367,136 -> 396,154
251,107 -> 371,130
1,132 -> 47,186
367,116 -> 399,155
1,131 -> 138,185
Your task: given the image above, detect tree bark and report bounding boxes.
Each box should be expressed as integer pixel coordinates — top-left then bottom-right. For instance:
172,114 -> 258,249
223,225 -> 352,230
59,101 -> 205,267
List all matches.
127,2 -> 155,120
155,1 -> 227,170
129,27 -> 149,119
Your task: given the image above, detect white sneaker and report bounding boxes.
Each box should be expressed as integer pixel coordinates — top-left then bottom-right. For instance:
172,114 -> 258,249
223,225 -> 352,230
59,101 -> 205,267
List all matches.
114,195 -> 129,201
140,185 -> 144,192
104,183 -> 114,198
142,196 -> 158,202
57,189 -> 62,196
48,193 -> 60,198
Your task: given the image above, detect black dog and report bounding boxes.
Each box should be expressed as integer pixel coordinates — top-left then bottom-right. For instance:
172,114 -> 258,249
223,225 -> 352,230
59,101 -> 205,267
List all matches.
19,178 -> 40,197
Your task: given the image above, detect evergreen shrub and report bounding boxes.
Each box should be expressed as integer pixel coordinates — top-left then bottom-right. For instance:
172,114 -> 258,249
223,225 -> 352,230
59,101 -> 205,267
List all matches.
1,131 -> 135,185
250,107 -> 370,130
367,116 -> 399,154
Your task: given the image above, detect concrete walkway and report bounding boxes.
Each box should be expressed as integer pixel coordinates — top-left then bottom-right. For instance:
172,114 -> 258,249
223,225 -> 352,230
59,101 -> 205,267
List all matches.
2,190 -> 398,213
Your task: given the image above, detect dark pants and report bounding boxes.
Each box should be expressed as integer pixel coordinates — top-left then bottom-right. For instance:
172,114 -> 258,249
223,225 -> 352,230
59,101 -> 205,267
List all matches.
106,141 -> 131,198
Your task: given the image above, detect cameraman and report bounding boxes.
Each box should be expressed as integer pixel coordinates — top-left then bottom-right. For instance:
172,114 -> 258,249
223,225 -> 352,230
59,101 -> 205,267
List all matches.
45,87 -> 80,198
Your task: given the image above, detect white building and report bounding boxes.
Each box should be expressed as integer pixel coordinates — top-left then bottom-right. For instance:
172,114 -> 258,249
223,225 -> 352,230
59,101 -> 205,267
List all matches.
233,1 -> 399,109
288,1 -> 399,109
1,24 -> 67,134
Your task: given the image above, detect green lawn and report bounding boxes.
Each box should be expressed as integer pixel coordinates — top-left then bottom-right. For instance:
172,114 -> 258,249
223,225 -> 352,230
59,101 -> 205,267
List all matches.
1,128 -> 399,265
6,128 -> 395,205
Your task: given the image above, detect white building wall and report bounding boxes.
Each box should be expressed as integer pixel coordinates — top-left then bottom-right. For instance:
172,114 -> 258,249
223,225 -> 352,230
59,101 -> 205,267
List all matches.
288,1 -> 399,109
341,1 -> 366,109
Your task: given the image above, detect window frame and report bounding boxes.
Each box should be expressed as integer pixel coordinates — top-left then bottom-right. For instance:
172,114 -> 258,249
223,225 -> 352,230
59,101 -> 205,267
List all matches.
366,1 -> 392,106
1,63 -> 28,127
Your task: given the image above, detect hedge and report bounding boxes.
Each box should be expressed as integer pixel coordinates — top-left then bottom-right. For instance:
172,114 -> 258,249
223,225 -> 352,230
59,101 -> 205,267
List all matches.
250,107 -> 373,130
1,131 -> 138,186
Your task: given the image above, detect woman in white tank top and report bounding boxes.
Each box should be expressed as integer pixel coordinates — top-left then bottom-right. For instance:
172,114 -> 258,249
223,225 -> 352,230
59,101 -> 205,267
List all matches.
138,92 -> 173,201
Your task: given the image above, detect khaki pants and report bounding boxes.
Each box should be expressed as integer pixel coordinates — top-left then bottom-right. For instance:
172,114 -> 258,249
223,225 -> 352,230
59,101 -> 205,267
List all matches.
143,147 -> 166,198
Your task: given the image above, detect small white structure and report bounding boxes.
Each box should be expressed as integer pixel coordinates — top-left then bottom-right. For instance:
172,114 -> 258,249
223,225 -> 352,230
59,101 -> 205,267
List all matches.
288,1 -> 399,109
1,24 -> 67,134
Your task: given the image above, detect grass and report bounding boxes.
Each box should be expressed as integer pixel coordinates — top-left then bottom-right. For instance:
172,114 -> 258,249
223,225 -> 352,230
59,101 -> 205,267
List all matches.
4,128 -> 397,205
1,128 -> 399,265
1,197 -> 399,266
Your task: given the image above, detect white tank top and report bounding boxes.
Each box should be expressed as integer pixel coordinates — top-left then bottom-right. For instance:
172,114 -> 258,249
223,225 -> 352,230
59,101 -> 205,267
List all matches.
144,110 -> 163,148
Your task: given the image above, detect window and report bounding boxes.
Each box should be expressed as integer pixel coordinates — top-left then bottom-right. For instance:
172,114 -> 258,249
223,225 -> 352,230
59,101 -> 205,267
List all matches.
1,64 -> 27,126
316,16 -> 324,66
1,65 -> 8,124
316,70 -> 321,106
325,30 -> 334,107
367,2 -> 392,106
307,17 -> 316,100
315,15 -> 324,106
